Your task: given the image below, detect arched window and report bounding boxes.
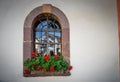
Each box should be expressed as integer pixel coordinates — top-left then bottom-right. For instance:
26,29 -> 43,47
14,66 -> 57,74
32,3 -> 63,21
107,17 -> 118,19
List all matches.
23,4 -> 70,76
34,13 -> 62,56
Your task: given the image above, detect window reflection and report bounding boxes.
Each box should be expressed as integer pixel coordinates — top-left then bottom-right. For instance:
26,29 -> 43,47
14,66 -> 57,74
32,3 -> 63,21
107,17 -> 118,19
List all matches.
34,14 -> 61,56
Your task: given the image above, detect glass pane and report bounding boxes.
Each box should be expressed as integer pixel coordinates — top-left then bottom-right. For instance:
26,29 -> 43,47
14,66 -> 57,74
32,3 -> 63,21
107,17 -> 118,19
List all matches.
48,21 -> 55,31
41,32 -> 47,43
55,23 -> 60,29
48,44 -> 55,56
48,32 -> 54,43
35,32 -> 40,38
48,25 -> 54,31
35,44 -> 47,56
35,44 -> 40,53
35,32 -> 41,43
55,44 -> 61,55
36,23 -> 42,29
55,32 -> 61,43
41,44 -> 47,55
42,21 -> 47,29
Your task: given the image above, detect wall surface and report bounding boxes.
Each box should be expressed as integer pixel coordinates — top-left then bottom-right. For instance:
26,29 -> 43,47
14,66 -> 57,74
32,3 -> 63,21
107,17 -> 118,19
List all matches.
0,0 -> 119,82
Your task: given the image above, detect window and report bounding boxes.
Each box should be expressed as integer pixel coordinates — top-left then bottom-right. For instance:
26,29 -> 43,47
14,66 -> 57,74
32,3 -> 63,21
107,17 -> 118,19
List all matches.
34,14 -> 62,56
23,4 -> 70,76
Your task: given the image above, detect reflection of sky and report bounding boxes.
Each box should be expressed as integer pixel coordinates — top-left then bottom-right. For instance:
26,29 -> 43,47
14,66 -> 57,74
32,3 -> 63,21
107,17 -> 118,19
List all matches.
37,23 -> 42,28
35,21 -> 61,39
36,21 -> 47,29
55,32 -> 60,37
36,20 -> 60,29
35,32 -> 45,38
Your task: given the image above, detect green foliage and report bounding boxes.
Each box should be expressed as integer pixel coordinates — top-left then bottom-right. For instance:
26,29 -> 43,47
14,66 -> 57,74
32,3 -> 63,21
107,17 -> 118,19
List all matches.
24,56 -> 70,72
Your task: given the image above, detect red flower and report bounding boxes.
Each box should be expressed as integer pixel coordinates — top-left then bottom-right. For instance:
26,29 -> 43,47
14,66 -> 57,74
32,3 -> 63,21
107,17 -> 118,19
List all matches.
68,66 -> 73,71
24,69 -> 30,74
54,55 -> 59,59
32,52 -> 36,55
37,66 -> 41,71
32,52 -> 37,58
32,64 -> 35,66
44,55 -> 50,61
50,66 -> 54,72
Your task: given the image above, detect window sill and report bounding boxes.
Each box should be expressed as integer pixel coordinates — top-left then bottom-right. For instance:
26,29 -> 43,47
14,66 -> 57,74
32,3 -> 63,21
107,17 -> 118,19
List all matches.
24,71 -> 71,77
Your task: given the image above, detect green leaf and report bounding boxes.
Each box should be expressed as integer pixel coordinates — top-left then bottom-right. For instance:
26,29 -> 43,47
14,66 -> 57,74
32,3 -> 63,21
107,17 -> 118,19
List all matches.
59,56 -> 63,60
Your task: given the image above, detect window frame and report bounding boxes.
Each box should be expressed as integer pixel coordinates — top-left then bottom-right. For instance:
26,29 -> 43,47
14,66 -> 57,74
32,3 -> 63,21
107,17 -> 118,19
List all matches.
33,13 -> 62,56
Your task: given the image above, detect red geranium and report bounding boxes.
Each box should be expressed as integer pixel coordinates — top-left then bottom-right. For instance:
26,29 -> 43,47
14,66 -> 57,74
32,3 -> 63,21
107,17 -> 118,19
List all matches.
32,64 -> 35,66
54,55 -> 59,59
24,69 -> 30,74
32,52 -> 37,58
44,55 -> 50,61
68,66 -> 73,71
50,66 -> 54,72
37,66 -> 41,71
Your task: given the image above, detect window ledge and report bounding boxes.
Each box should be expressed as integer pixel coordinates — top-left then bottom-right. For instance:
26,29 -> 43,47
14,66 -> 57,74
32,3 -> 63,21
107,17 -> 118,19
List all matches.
24,71 -> 71,77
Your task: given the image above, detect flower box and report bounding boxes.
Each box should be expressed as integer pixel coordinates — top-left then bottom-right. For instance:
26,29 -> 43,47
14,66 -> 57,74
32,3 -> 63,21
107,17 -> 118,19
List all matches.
24,70 -> 71,77
23,52 -> 72,76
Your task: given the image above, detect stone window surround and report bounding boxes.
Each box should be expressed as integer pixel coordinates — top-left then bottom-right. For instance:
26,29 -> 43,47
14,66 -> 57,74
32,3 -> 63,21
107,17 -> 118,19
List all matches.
117,0 -> 120,76
23,4 -> 70,76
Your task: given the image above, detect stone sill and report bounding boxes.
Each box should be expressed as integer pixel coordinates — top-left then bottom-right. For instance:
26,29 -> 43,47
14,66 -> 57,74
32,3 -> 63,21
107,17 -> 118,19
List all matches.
24,71 -> 71,77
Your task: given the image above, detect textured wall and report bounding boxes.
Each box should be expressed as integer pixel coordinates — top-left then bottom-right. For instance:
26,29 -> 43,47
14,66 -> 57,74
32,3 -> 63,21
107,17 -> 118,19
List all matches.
0,0 -> 119,82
